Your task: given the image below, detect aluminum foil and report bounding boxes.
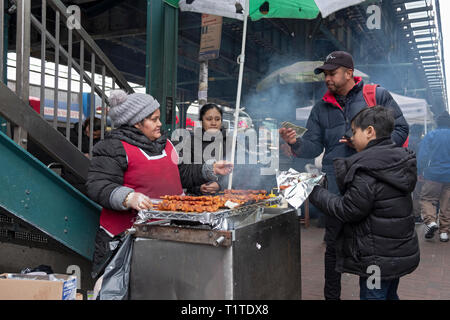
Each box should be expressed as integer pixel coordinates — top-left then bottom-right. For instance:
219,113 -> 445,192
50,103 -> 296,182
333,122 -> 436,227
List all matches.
276,168 -> 325,209
135,196 -> 282,229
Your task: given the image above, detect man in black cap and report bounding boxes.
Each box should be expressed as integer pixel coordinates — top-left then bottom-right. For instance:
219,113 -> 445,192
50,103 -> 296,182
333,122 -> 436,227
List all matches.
279,50 -> 409,300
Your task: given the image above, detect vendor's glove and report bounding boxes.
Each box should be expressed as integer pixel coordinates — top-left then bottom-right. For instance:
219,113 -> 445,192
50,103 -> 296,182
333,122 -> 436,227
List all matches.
124,192 -> 152,210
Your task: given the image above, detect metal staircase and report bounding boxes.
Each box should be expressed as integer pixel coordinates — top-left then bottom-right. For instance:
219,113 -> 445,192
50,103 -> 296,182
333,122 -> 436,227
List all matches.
0,0 -> 134,280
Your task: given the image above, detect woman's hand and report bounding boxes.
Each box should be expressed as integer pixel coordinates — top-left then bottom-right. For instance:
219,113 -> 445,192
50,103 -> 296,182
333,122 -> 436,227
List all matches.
124,192 -> 153,210
213,160 -> 233,175
200,182 -> 220,194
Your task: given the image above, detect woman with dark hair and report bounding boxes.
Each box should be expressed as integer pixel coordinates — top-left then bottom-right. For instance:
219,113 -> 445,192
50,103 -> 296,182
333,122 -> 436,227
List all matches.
178,103 -> 228,195
86,92 -> 233,278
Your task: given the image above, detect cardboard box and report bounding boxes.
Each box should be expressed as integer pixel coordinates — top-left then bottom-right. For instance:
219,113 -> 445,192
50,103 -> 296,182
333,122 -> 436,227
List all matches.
0,273 -> 77,300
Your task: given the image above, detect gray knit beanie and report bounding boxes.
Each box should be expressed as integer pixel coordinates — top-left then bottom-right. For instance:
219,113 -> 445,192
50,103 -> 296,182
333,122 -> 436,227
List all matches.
108,89 -> 160,126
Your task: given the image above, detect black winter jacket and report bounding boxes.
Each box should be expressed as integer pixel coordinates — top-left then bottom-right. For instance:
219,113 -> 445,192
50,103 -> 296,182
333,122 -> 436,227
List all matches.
309,138 -> 420,280
290,78 -> 409,174
86,125 -> 208,209
176,127 -> 228,195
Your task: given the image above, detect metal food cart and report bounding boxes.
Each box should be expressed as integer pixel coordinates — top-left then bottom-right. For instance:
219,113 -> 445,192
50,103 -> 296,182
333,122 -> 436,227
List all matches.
128,198 -> 301,300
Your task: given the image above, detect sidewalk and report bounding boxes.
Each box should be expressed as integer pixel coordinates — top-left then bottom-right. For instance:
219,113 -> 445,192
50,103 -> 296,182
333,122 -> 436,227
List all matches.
300,222 -> 450,300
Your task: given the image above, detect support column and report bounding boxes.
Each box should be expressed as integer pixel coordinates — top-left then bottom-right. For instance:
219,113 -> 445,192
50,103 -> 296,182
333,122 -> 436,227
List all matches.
14,0 -> 30,149
0,1 -> 10,134
146,0 -> 178,134
198,61 -> 208,106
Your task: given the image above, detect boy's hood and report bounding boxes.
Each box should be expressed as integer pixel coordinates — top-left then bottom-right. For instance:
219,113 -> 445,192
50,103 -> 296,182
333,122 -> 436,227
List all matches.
333,138 -> 417,194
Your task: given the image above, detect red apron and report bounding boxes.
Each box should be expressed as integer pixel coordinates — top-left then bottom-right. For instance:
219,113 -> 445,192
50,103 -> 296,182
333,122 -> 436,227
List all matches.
100,140 -> 183,235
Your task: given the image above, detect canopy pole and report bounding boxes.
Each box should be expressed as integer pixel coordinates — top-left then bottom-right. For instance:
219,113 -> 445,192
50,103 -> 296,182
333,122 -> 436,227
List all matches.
228,0 -> 249,190
424,105 -> 428,134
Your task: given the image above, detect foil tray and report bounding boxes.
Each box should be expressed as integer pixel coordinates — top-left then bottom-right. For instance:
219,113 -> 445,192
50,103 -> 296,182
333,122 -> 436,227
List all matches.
136,196 -> 282,227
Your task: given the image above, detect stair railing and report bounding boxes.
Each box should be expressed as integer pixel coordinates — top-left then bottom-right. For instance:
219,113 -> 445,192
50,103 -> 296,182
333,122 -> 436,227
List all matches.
0,0 -> 135,177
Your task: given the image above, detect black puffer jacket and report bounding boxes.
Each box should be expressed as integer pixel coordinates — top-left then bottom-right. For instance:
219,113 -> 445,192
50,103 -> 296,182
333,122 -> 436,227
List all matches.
86,125 -> 208,209
290,78 -> 409,174
176,127 -> 228,195
309,138 -> 420,280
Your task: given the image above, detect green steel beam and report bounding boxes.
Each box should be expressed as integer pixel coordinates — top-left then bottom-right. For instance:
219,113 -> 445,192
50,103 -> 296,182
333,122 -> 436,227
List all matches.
146,0 -> 178,134
0,131 -> 101,260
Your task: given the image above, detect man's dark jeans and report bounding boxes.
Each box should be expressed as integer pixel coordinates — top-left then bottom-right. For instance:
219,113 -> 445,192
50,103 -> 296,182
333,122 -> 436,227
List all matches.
322,172 -> 344,300
359,277 -> 400,300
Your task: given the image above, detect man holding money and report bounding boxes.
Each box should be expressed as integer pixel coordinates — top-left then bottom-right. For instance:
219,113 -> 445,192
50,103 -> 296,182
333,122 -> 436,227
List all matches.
279,51 -> 409,300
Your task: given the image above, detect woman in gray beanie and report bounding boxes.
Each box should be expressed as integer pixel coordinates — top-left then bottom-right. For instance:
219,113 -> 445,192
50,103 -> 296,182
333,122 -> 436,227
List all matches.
86,90 -> 233,278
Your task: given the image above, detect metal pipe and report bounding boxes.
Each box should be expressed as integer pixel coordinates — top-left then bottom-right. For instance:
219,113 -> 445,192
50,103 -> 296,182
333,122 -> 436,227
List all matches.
101,65 -> 106,140
53,11 -> 60,129
66,28 -> 72,140
77,40 -> 84,151
0,1 -> 7,135
15,0 -> 23,98
145,0 -> 151,94
228,0 -> 249,189
111,78 -> 115,130
40,0 -> 46,116
89,53 -> 95,158
14,0 -> 30,149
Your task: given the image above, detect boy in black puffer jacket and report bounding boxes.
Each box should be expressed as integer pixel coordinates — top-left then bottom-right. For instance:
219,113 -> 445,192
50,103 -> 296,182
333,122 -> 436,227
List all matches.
309,106 -> 419,300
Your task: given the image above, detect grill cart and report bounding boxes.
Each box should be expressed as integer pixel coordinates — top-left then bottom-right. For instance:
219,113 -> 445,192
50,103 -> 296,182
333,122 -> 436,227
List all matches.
128,197 -> 301,300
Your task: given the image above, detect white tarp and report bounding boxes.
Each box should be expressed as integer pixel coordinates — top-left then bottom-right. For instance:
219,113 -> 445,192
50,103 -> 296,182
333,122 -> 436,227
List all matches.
389,92 -> 433,125
295,105 -> 313,122
178,0 -> 245,20
314,0 -> 366,18
296,92 -> 432,125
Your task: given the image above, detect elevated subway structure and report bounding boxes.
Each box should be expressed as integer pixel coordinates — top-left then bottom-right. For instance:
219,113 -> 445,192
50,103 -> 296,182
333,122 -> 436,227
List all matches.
0,0 -> 448,295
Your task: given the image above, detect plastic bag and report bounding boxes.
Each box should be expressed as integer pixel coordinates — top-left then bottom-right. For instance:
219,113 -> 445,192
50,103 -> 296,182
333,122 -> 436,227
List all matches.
99,233 -> 134,300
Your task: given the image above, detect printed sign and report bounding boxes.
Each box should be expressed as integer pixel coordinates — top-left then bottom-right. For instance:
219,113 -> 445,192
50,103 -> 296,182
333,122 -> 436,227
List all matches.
199,14 -> 223,61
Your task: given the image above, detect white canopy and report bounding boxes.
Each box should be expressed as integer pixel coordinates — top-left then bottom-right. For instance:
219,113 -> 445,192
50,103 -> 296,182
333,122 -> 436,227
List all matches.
389,92 -> 433,125
296,92 -> 433,127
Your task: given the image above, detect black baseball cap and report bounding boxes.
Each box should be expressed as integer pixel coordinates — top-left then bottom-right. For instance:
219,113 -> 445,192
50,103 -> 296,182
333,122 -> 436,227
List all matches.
314,51 -> 354,74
